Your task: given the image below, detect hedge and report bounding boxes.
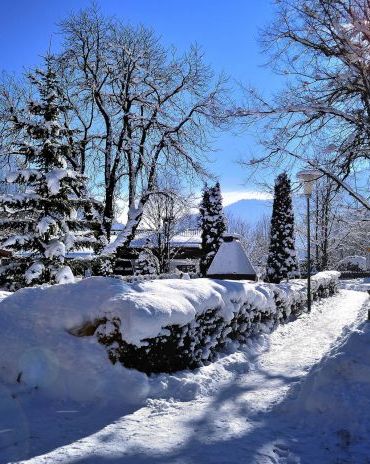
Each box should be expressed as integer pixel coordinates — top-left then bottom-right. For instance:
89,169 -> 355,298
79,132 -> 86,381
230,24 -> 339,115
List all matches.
87,271 -> 340,374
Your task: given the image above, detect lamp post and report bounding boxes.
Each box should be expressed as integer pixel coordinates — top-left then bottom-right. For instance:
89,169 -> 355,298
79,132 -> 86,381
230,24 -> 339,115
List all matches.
297,170 -> 321,313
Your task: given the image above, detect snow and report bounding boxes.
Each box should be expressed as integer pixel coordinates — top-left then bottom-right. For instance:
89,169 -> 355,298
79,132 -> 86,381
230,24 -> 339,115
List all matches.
54,266 -> 74,284
207,238 -> 256,276
127,230 -> 202,249
1,287 -> 368,463
0,291 -> 11,302
25,263 -> 44,285
44,240 -> 65,259
45,169 -> 76,195
339,276 -> 370,292
35,216 -> 56,235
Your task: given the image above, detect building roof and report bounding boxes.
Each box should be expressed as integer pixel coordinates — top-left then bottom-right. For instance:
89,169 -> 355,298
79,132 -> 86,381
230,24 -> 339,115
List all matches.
127,229 -> 202,249
207,238 -> 256,276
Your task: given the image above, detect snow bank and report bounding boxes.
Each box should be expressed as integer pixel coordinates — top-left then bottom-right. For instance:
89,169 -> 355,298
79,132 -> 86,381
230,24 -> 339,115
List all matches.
0,290 -> 11,302
0,272 -> 340,385
284,320 -> 370,454
0,280 -> 150,404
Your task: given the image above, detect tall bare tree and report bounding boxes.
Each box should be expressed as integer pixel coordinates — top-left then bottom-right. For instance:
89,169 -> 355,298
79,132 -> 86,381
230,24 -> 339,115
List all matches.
57,6 -> 228,253
237,0 -> 370,210
226,213 -> 270,275
295,179 -> 369,270
0,73 -> 29,190
141,189 -> 193,273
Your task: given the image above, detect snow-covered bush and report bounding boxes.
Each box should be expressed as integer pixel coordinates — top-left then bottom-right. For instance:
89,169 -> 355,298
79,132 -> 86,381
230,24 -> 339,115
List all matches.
73,271 -> 339,373
0,272 -> 339,390
135,249 -> 159,276
337,256 -> 366,272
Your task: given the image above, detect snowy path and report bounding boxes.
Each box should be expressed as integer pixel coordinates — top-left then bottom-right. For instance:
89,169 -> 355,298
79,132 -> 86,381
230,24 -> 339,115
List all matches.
12,289 -> 368,464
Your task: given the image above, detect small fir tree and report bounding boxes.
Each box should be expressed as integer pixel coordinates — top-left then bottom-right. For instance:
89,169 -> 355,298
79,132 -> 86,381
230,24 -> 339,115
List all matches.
135,249 -> 160,276
0,57 -> 104,288
199,182 -> 227,276
266,172 -> 299,283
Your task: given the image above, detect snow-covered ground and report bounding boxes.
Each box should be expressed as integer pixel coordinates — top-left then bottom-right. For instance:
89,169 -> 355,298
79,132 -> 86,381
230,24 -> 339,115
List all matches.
339,276 -> 370,293
1,285 -> 369,464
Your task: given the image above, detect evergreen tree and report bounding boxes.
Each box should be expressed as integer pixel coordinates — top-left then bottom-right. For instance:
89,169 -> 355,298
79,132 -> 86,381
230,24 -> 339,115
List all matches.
135,249 -> 160,276
199,182 -> 227,276
0,57 -> 104,288
266,172 -> 299,283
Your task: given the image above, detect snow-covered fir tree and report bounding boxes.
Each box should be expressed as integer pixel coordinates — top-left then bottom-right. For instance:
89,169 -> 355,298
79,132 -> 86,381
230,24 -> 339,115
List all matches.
266,172 -> 299,283
0,57 -> 104,288
199,182 -> 227,276
135,249 -> 160,276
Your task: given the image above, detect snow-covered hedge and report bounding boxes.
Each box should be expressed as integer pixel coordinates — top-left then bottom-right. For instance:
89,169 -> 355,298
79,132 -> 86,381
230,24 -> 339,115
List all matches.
75,271 -> 339,373
0,272 -> 339,385
115,271 -> 199,283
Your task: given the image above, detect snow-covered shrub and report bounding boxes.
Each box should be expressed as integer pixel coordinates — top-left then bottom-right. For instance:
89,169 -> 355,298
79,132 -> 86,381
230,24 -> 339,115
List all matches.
337,256 -> 366,272
0,272 -> 339,391
80,271 -> 339,373
135,249 -> 159,276
97,257 -> 114,276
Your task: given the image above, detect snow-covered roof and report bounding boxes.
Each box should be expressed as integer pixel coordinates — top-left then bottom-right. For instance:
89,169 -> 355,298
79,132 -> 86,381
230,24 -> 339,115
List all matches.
207,238 -> 256,277
128,230 -> 202,249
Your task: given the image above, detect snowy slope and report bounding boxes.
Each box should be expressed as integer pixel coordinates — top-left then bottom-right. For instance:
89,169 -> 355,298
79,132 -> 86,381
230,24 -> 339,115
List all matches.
2,288 -> 368,464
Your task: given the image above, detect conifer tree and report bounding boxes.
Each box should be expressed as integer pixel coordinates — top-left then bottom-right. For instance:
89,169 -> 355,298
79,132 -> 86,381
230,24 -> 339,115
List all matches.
0,56 -> 104,288
199,182 -> 227,276
266,172 -> 299,283
135,249 -> 160,276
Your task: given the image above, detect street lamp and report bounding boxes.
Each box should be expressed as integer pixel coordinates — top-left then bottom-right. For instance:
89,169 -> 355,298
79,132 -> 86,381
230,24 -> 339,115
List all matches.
297,170 -> 321,313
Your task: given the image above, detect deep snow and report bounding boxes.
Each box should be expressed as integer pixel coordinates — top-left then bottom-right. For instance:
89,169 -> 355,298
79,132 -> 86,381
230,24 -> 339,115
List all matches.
0,286 -> 368,464
339,276 -> 370,292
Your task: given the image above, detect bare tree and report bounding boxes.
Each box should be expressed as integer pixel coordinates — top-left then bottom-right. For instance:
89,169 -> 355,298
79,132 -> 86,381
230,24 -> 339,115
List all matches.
0,73 -> 29,187
141,189 -> 194,273
226,213 -> 270,275
295,180 -> 369,269
57,6 -> 228,252
236,0 -> 370,210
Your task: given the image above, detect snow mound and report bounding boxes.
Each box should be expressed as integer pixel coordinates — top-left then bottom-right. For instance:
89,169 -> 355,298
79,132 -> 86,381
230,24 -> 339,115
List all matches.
0,291 -> 11,302
285,320 -> 370,450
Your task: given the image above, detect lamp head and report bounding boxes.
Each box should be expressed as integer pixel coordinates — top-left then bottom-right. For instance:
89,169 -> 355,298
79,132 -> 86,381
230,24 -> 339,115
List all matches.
297,170 -> 321,196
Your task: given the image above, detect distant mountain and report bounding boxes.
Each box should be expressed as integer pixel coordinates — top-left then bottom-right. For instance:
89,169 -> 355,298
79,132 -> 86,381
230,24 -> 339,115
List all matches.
176,198 -> 273,231
224,199 -> 272,225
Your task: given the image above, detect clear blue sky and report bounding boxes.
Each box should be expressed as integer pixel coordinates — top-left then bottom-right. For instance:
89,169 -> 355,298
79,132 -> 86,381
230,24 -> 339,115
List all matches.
0,0 -> 281,204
